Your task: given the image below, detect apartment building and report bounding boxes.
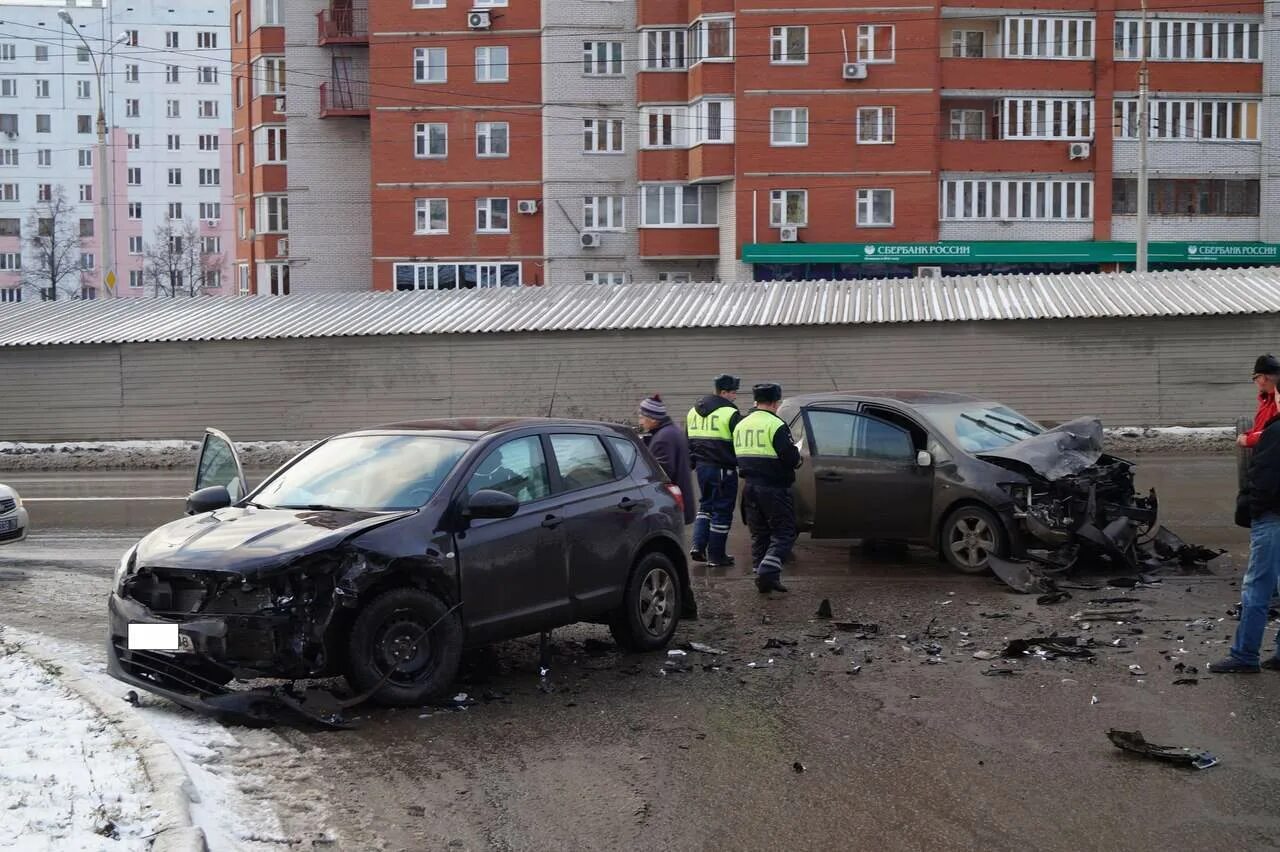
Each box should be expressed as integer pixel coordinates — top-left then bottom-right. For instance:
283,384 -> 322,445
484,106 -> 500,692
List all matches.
0,0 -> 234,302
243,0 -> 1279,291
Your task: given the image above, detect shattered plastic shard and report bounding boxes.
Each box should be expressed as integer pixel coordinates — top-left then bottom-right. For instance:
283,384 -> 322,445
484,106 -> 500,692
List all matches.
1106,729 -> 1219,770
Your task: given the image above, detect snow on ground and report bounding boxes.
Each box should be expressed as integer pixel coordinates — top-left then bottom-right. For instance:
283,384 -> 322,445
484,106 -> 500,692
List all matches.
0,640 -> 160,852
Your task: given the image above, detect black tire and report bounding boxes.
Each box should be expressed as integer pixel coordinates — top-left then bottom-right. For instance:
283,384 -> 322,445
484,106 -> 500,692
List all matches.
609,552 -> 682,652
346,587 -> 462,707
939,505 -> 1006,574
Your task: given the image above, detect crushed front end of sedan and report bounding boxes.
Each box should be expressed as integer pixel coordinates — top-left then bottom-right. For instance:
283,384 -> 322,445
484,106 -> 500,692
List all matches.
979,418 -> 1222,592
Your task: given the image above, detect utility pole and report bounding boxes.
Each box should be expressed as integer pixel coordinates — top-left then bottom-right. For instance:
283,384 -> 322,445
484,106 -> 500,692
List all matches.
1136,0 -> 1150,273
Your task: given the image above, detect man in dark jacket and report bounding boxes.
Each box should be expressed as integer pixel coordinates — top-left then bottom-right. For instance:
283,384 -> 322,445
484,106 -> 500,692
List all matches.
639,394 -> 697,526
686,374 -> 743,568
733,383 -> 802,594
1210,412 -> 1280,673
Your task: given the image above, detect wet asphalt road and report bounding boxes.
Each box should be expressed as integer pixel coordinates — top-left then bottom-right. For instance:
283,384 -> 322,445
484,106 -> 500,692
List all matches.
2,456 -> 1279,851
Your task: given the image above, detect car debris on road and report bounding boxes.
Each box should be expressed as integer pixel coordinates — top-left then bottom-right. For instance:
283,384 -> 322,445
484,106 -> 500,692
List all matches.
1107,729 -> 1219,770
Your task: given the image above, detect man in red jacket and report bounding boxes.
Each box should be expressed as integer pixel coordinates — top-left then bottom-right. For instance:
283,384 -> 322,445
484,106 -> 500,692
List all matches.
1239,354 -> 1280,449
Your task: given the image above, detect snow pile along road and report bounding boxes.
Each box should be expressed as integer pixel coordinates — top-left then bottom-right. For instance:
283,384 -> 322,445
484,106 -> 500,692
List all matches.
0,643 -> 160,852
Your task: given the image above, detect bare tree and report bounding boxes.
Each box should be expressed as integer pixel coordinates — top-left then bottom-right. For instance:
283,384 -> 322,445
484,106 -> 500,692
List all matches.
142,218 -> 223,297
20,186 -> 86,301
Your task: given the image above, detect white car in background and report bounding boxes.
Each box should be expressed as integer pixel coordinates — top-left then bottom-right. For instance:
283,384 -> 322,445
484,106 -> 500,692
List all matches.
0,483 -> 28,544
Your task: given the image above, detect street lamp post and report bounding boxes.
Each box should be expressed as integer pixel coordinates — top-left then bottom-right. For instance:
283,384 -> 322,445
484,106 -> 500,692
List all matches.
59,12 -> 127,297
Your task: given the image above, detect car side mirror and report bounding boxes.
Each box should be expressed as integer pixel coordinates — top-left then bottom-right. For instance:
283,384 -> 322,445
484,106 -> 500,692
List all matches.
186,484 -> 232,515
465,489 -> 519,520
916,450 -> 933,468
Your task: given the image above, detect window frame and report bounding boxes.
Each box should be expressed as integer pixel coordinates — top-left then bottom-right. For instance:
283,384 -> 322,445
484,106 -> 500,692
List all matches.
476,197 -> 511,234
856,188 -> 895,227
770,26 -> 808,64
414,47 -> 447,84
583,195 -> 625,232
415,197 -> 449,234
770,107 -> 809,146
475,46 -> 510,83
769,189 -> 808,227
583,117 -> 625,154
583,40 -> 624,76
415,122 -> 448,158
475,121 -> 510,158
856,106 -> 895,144
856,24 -> 896,64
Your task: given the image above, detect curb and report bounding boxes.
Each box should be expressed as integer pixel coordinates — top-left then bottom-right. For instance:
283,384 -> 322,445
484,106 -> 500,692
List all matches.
10,640 -> 207,852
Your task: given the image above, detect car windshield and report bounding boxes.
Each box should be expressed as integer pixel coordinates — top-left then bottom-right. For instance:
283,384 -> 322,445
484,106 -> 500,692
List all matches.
254,435 -> 470,511
919,404 -> 1043,453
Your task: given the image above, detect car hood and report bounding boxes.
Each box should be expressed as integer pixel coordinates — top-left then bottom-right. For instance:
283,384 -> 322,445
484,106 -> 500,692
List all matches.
976,416 -> 1104,481
134,506 -> 414,577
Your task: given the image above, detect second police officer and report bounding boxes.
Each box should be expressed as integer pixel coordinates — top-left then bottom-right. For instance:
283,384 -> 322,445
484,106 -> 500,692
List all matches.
733,383 -> 802,593
685,374 -> 743,568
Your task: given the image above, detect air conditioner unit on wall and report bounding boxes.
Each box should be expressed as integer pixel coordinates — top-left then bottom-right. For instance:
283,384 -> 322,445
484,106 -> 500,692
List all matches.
917,266 -> 942,280
581,232 -> 601,249
468,9 -> 491,30
779,226 -> 798,242
1068,142 -> 1091,160
842,62 -> 867,80
517,200 -> 539,215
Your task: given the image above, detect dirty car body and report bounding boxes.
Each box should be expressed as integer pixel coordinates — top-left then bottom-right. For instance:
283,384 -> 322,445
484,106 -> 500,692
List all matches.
108,420 -> 692,722
0,482 -> 29,545
780,391 -> 1181,576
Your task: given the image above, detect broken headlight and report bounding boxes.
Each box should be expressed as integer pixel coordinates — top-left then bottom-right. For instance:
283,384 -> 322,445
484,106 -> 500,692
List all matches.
114,544 -> 138,592
998,482 -> 1030,504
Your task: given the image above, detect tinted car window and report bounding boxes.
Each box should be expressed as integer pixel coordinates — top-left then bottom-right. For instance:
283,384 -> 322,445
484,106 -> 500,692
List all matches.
807,410 -> 856,457
551,434 -> 616,491
858,418 -> 913,462
467,436 -> 551,505
606,436 -> 638,475
196,433 -> 243,499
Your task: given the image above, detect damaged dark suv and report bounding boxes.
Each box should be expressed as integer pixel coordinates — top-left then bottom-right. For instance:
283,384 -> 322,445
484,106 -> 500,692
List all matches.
108,421 -> 693,714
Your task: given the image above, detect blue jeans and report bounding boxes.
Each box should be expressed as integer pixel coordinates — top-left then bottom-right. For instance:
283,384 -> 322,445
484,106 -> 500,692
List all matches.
1229,512 -> 1280,666
690,465 -> 738,561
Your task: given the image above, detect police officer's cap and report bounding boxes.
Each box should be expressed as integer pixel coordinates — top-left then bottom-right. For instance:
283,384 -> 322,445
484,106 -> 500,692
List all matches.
714,374 -> 741,392
1254,354 -> 1280,377
753,383 -> 783,403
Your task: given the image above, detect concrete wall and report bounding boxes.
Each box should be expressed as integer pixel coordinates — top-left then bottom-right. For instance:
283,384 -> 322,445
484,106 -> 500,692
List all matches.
0,315 -> 1268,441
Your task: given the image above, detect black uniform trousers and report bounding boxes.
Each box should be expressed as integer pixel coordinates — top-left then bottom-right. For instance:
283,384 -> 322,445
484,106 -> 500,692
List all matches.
741,481 -> 797,579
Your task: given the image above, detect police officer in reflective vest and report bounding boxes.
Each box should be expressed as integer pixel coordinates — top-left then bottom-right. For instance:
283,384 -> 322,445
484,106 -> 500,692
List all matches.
733,383 -> 802,593
686,374 -> 743,567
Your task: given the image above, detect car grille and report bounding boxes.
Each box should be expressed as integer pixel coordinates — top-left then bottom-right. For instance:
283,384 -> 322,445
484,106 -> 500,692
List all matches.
0,527 -> 21,542
0,498 -> 15,514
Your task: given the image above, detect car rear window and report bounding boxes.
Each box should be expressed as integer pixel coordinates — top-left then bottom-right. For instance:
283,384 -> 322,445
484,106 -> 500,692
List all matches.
550,434 -> 616,491
606,436 -> 638,475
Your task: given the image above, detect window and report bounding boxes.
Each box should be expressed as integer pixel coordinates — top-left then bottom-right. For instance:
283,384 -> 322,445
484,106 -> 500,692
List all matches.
235,76 -> 244,109
1004,17 -> 1095,59
657,271 -> 692,283
0,148 -> 14,167
259,263 -> 290,296
415,198 -> 448,234
128,202 -> 142,220
950,109 -> 986,140
2,44 -> 17,62
0,79 -> 18,98
475,47 -> 509,82
0,253 -> 19,271
252,0 -> 283,29
197,32 -> 218,49
857,25 -> 895,63
689,16 -> 733,64
476,197 -> 510,233
199,66 -> 219,85
125,64 -> 139,83
37,184 -> 50,202
466,437 -> 551,505
950,30 -> 985,58
641,184 -> 718,227
166,31 -> 179,49
586,272 -> 626,285
80,252 -> 95,270
79,218 -> 94,238
583,196 -> 624,231
35,45 -> 48,61
584,117 -> 625,153
166,65 -> 180,84
199,134 -> 219,151
253,57 -> 286,95
128,236 -> 143,255
0,288 -> 20,303
1112,178 -> 1259,216
77,115 -> 92,134
642,107 -> 686,149
393,262 -> 521,290
415,122 -> 447,158
256,196 -> 288,232
1114,19 -> 1260,62
584,41 -> 623,75
127,167 -> 142,186
126,99 -> 140,118
941,178 -> 1093,221
857,107 -> 895,144
200,202 -> 222,220
238,207 -> 247,239
165,133 -> 180,151
168,202 -> 183,220
37,149 -> 51,167
35,79 -> 50,98
770,108 -> 808,146
199,168 -> 220,187
550,434 -> 616,490
237,144 -> 245,174
770,26 -> 807,64
414,48 -> 446,83
808,411 -> 914,462
643,29 -> 686,70
79,184 -> 92,203
202,236 -> 222,254
0,114 -> 14,134
856,188 -> 894,226
770,190 -> 807,226
127,133 -> 140,150
35,114 -> 50,133
255,126 -> 287,162
130,270 -> 144,290
166,99 -> 181,118
0,218 -> 16,236
413,0 -> 446,6
691,99 -> 734,145
78,149 -> 92,168
476,122 -> 509,157
77,47 -> 90,63
1113,99 -> 1260,141
168,168 -> 182,186
235,13 -> 243,43
198,101 -> 219,119
0,184 -> 16,202
1000,97 -> 1093,140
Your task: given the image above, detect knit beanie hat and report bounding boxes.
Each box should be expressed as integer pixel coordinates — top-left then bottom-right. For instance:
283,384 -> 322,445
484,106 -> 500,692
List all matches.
639,394 -> 668,420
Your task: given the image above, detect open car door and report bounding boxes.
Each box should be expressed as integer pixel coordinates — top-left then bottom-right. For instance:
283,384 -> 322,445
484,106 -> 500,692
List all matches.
193,428 -> 248,503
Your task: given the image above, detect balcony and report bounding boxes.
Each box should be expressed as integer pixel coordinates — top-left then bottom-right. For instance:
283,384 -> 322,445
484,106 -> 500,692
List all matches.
319,80 -> 369,118
317,5 -> 368,46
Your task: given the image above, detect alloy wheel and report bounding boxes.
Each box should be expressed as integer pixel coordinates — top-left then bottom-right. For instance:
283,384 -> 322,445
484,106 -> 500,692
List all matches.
637,566 -> 675,637
949,515 -> 996,570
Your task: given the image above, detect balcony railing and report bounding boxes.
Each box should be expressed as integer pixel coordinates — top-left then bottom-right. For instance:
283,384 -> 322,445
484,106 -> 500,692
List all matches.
317,6 -> 368,45
319,80 -> 369,118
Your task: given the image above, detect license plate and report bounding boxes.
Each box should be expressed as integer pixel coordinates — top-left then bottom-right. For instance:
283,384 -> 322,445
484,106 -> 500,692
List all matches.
127,623 -> 193,652
0,518 -> 14,533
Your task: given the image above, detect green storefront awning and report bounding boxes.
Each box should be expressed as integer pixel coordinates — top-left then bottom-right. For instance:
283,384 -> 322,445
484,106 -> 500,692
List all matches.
741,241 -> 1280,265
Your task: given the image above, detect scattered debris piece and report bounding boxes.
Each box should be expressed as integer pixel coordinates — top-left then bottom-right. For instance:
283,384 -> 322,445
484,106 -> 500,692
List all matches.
1089,597 -> 1139,605
1173,663 -> 1199,675
1128,665 -> 1146,677
982,667 -> 1020,677
764,637 -> 797,649
1037,589 -> 1073,606
1106,729 -> 1219,770
667,649 -> 687,658
815,599 -> 833,619
1091,695 -> 1100,705
1002,636 -> 1095,660
832,621 -> 879,634
684,642 -> 726,656
792,761 -> 805,773
972,650 -> 997,660
848,665 -> 862,675
1173,678 -> 1199,686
